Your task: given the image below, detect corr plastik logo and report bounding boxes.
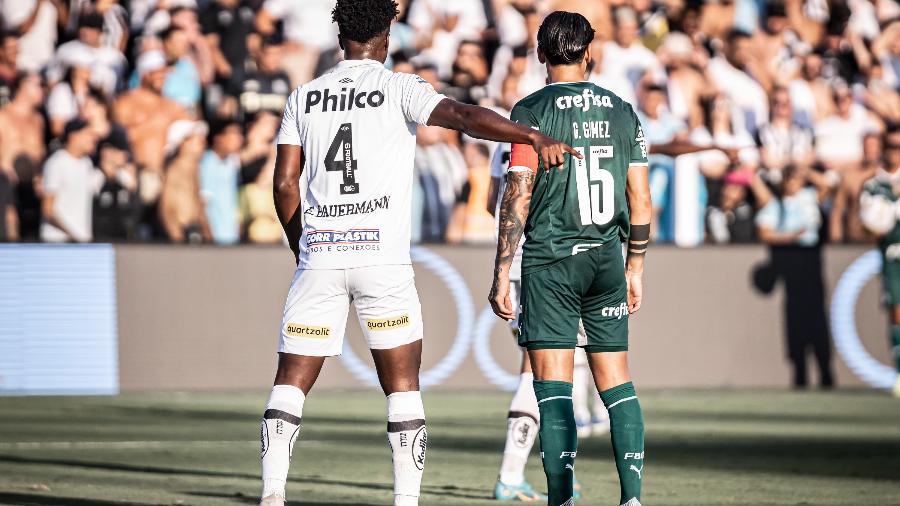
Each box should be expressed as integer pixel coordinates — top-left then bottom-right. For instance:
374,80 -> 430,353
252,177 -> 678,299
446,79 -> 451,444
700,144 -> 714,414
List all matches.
307,229 -> 380,246
555,89 -> 613,111
284,323 -> 331,338
366,314 -> 411,331
601,302 -> 629,320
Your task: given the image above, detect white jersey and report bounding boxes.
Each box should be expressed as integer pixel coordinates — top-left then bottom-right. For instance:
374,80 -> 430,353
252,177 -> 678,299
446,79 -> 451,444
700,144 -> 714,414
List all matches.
277,58 -> 446,269
490,142 -> 523,281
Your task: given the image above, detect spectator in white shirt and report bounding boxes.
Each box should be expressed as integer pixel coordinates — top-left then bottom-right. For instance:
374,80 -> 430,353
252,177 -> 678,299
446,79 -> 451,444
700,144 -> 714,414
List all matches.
707,29 -> 769,134
255,0 -> 338,86
48,13 -> 125,96
40,118 -> 101,243
815,85 -> 880,171
407,0 -> 487,78
1,0 -> 64,73
46,50 -> 93,138
601,7 -> 664,92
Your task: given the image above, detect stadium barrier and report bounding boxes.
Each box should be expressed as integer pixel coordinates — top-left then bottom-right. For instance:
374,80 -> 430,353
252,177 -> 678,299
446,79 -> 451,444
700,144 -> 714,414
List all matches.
0,244 -> 894,394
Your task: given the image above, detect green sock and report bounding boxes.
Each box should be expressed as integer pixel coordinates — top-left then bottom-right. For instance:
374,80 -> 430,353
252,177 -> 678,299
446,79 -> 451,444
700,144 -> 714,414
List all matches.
600,382 -> 644,505
892,324 -> 900,372
533,380 -> 576,506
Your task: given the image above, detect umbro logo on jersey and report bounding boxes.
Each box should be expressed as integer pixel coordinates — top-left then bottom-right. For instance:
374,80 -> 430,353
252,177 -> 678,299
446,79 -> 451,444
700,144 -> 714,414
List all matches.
306,88 -> 385,113
339,77 -> 354,83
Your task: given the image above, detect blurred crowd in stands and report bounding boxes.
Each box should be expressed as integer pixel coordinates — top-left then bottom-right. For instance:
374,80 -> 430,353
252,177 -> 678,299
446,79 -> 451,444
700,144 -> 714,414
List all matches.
0,0 -> 899,246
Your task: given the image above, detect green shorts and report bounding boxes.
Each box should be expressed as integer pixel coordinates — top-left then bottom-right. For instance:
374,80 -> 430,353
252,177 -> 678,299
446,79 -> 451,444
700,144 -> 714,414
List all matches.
883,258 -> 900,308
518,241 -> 628,352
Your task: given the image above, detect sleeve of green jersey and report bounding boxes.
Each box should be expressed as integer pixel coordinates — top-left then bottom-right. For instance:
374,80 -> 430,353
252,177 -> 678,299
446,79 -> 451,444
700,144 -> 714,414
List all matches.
510,103 -> 540,130
628,104 -> 649,166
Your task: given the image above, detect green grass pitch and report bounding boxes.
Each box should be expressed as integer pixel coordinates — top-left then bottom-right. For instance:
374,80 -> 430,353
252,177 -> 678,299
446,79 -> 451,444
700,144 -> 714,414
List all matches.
0,389 -> 899,505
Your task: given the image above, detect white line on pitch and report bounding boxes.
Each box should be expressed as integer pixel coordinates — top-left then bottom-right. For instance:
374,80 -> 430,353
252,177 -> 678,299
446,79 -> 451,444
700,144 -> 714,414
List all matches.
0,440 -> 325,450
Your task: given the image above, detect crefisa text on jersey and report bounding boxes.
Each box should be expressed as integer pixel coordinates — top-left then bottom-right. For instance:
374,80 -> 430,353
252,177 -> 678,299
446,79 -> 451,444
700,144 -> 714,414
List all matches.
555,88 -> 613,112
306,87 -> 385,113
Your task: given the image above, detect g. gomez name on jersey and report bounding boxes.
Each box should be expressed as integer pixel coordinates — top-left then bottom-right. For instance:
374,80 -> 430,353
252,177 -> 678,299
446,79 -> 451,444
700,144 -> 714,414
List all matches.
276,59 -> 446,270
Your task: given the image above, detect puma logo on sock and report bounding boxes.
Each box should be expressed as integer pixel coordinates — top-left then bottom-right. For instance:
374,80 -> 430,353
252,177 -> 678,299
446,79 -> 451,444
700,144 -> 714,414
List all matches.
629,464 -> 643,479
565,463 -> 575,472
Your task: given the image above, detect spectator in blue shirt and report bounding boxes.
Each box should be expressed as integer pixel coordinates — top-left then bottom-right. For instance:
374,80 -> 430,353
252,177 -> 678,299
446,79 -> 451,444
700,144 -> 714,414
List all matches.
200,119 -> 243,244
160,25 -> 201,111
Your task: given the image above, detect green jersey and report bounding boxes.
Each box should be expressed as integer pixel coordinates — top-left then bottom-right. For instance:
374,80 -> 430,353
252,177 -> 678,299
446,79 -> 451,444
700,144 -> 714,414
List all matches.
861,170 -> 900,307
510,82 -> 648,273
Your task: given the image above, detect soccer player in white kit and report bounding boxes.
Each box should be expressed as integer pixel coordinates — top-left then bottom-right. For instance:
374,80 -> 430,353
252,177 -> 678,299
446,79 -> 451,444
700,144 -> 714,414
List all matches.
259,2 -> 579,505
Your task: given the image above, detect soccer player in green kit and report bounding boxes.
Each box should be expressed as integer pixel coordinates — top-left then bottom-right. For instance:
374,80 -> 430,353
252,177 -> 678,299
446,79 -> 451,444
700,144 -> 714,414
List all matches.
489,11 -> 652,506
859,127 -> 900,398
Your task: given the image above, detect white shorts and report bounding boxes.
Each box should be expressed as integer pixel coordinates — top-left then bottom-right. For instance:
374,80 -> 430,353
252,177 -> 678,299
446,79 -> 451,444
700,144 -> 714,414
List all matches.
279,265 -> 424,357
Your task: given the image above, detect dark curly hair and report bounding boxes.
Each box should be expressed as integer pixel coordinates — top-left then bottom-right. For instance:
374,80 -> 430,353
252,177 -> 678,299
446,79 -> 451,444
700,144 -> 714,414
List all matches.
332,0 -> 399,44
537,11 -> 595,66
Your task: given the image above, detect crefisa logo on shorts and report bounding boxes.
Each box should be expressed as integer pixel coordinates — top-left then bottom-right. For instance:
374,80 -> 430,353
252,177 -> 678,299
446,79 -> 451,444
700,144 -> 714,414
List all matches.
284,323 -> 331,338
366,314 -> 411,331
601,302 -> 629,320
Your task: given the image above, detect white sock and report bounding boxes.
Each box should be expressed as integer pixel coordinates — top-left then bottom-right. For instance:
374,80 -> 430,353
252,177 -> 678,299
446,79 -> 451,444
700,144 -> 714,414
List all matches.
572,361 -> 591,423
260,385 -> 305,498
386,391 -> 426,506
498,372 -> 539,486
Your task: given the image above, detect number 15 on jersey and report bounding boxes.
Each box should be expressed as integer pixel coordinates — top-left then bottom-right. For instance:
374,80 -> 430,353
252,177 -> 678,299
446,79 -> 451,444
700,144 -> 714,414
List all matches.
574,146 -> 615,226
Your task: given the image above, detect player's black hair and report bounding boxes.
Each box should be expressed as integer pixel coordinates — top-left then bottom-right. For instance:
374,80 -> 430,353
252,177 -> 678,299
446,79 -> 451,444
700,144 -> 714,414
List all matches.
332,0 -> 399,44
537,11 -> 595,66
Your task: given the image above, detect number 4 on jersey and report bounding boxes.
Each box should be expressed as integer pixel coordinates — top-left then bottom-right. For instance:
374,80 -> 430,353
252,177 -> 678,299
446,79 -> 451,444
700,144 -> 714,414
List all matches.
325,123 -> 360,194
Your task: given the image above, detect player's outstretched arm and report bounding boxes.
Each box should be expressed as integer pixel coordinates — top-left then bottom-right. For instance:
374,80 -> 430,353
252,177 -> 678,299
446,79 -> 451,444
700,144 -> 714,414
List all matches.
489,145 -> 537,320
625,164 -> 652,314
427,98 -> 581,169
273,144 -> 305,264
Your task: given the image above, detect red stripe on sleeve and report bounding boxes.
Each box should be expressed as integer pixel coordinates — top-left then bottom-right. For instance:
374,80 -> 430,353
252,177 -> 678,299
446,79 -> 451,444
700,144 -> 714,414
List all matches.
509,143 -> 539,172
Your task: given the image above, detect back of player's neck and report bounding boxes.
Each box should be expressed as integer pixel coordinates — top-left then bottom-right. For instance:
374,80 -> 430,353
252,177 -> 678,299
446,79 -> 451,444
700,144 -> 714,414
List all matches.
547,67 -> 587,84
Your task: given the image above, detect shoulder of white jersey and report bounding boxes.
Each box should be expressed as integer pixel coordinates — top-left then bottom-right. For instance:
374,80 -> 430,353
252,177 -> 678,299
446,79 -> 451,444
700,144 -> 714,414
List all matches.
490,142 -> 512,179
385,70 -> 438,92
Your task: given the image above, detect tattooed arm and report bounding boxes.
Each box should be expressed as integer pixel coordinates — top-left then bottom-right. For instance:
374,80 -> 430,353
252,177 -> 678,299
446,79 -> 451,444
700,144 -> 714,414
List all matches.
489,166 -> 536,320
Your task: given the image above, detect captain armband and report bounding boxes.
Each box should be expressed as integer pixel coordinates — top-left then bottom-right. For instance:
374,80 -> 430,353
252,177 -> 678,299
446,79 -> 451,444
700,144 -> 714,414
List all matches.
508,143 -> 539,173
628,224 -> 650,256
